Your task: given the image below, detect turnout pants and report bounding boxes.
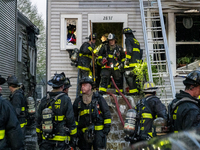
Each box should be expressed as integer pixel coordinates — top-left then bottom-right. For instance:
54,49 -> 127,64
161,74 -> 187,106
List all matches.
78,130 -> 106,150
124,68 -> 138,95
99,68 -> 123,94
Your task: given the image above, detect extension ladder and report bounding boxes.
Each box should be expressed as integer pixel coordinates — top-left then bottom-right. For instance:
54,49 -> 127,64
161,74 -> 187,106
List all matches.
139,0 -> 176,105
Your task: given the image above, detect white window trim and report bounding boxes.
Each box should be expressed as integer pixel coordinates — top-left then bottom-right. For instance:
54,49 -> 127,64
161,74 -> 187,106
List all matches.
60,14 -> 82,50
88,14 -> 127,48
18,34 -> 22,62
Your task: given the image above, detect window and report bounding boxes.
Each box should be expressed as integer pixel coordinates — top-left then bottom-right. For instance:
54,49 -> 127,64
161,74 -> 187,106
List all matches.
176,15 -> 200,70
60,14 -> 82,50
28,47 -> 35,75
18,35 -> 22,62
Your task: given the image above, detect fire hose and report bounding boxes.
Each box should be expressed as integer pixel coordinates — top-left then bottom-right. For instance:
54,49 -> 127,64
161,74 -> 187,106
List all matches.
110,76 -> 132,109
106,92 -> 124,126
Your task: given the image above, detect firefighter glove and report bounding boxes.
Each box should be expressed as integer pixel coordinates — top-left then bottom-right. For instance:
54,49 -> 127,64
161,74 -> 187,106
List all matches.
103,127 -> 110,136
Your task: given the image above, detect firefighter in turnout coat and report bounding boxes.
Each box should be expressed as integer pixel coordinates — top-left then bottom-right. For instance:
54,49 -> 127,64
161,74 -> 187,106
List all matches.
36,72 -> 77,150
123,27 -> 142,95
168,70 -> 200,133
73,77 -> 111,150
0,75 -> 24,150
132,82 -> 167,143
7,75 -> 27,140
97,33 -> 125,95
78,34 -> 97,79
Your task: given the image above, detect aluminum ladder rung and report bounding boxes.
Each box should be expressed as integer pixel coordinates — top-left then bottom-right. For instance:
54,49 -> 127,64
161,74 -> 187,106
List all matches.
148,37 -> 163,40
146,19 -> 161,22
145,16 -> 160,19
140,0 -> 176,100
147,27 -> 162,29
146,30 -> 162,32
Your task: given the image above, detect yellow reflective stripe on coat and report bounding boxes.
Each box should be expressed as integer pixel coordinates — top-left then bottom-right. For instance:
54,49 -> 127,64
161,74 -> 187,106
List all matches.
129,89 -> 138,93
148,132 -> 153,137
0,130 -> 5,139
142,113 -> 153,119
129,63 -> 138,67
97,56 -> 103,59
99,87 -> 107,92
80,109 -> 94,116
55,115 -> 65,121
133,48 -> 140,53
88,46 -> 93,52
36,128 -> 42,133
121,58 -> 125,62
77,66 -> 91,71
79,53 -> 92,59
104,119 -> 111,124
174,131 -> 178,133
42,135 -> 70,141
70,128 -> 77,135
126,55 -> 131,59
21,107 -> 25,111
108,54 -> 113,58
20,123 -> 26,128
114,67 -> 119,70
81,125 -> 104,133
140,127 -> 144,130
75,121 -> 78,126
95,125 -> 104,130
116,89 -> 123,93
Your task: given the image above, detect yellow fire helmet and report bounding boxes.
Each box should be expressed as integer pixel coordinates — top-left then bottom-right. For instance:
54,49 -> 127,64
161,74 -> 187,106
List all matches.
143,82 -> 158,93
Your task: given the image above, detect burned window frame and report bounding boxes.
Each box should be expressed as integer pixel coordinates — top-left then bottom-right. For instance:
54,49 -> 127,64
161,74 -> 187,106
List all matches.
60,14 -> 82,50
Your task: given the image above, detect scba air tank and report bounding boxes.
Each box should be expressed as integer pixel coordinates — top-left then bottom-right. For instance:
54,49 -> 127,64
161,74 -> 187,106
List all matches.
42,108 -> 53,133
27,97 -> 35,114
124,109 -> 137,135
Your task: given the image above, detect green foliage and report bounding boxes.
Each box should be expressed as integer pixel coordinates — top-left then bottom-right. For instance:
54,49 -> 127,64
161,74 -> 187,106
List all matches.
177,56 -> 192,64
131,59 -> 158,94
17,0 -> 46,83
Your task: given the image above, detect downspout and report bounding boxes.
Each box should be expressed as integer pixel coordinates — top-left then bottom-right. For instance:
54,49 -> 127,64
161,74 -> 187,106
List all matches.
45,0 -> 48,93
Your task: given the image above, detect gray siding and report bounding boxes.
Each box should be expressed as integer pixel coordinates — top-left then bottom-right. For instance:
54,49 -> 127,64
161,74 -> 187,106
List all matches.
48,0 -> 145,101
0,0 -> 17,98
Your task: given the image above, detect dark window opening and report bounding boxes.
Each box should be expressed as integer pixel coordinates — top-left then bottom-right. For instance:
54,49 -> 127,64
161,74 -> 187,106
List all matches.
176,15 -> 200,42
93,23 -> 123,47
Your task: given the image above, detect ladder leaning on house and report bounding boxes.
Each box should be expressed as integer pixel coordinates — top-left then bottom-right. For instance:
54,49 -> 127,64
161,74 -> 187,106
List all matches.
139,0 -> 176,105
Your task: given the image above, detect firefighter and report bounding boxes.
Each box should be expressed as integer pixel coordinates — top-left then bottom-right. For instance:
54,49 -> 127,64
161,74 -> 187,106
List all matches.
63,77 -> 72,95
36,72 -> 77,150
73,77 -> 111,150
168,70 -> 200,133
78,33 -> 97,79
129,82 -> 167,143
7,75 -> 27,139
97,33 -> 125,95
94,33 -> 109,88
0,75 -> 24,150
123,27 -> 142,95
